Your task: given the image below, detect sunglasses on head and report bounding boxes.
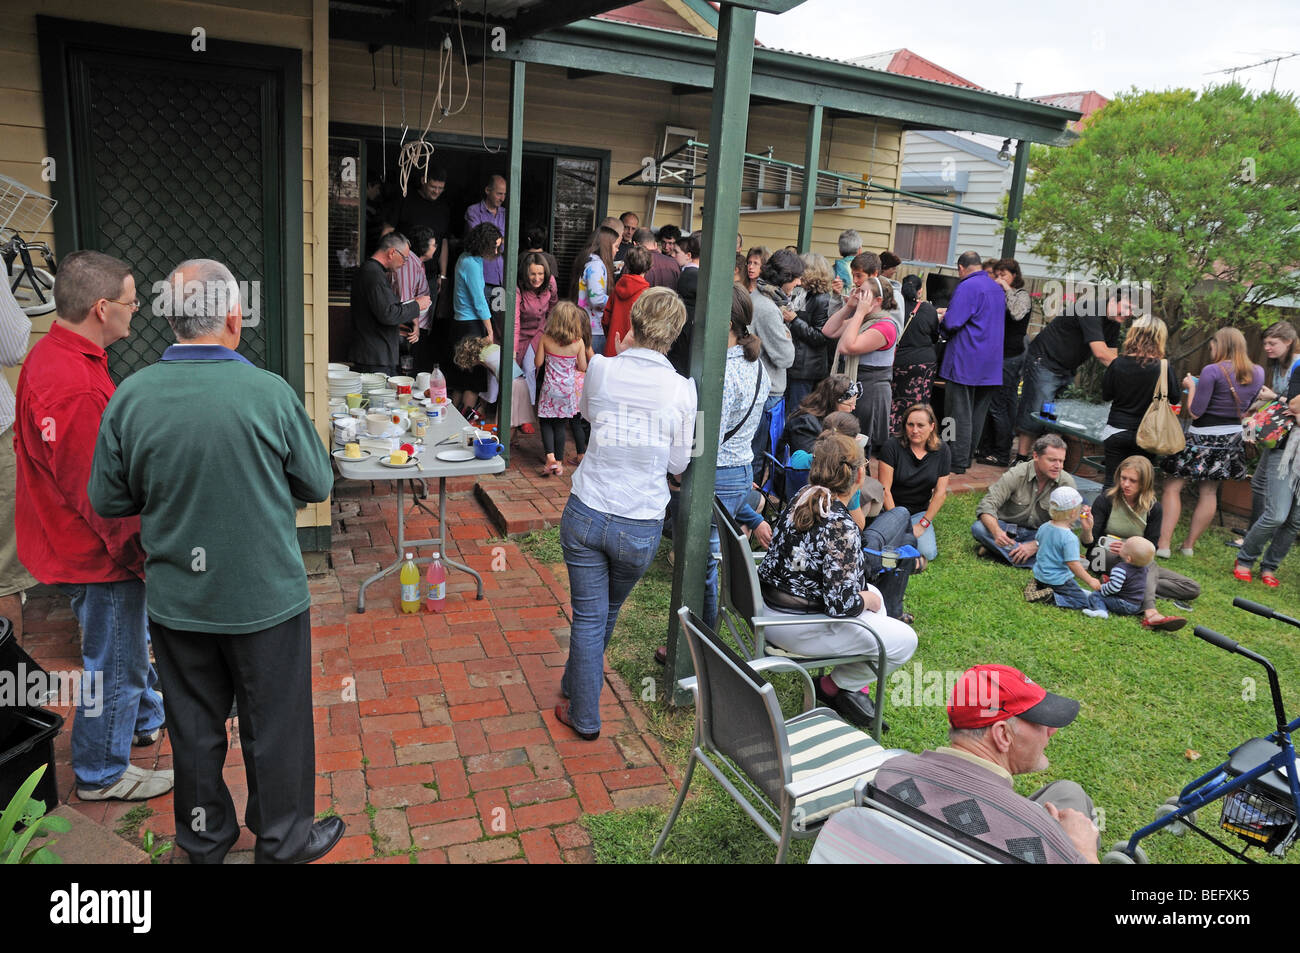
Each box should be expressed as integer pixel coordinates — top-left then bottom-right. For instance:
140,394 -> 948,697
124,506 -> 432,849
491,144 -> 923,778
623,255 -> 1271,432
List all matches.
838,382 -> 863,401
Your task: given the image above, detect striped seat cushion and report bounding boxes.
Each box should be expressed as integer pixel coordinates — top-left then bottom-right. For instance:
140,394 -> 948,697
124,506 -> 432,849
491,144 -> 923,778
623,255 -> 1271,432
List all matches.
787,710 -> 891,826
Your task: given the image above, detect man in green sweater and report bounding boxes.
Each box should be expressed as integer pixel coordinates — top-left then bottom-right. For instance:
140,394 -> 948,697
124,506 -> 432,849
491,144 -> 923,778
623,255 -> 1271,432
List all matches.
89,258 -> 339,864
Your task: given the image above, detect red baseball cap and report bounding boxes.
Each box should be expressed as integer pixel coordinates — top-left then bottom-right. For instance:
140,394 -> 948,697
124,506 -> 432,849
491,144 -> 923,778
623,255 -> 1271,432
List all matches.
947,664 -> 1080,730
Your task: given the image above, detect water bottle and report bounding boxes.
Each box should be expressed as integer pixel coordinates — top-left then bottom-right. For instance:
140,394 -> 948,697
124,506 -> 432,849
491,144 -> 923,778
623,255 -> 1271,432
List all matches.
429,364 -> 448,402
399,552 -> 421,613
425,550 -> 446,613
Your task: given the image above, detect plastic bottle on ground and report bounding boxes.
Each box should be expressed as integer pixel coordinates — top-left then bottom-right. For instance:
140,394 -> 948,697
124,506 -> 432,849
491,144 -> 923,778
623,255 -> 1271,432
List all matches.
400,552 -> 421,613
425,550 -> 446,613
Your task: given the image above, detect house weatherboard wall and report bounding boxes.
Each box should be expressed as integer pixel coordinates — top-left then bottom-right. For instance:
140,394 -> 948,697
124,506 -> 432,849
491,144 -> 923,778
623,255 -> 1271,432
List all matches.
0,0 -> 333,547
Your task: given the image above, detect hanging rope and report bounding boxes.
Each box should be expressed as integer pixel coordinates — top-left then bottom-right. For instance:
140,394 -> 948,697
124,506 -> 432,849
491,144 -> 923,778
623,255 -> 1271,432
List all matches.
479,0 -> 501,154
397,1 -> 472,195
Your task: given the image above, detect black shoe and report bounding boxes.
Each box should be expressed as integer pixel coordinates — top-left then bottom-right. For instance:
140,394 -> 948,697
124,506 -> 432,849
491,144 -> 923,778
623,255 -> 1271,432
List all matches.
832,688 -> 889,734
289,817 -> 345,864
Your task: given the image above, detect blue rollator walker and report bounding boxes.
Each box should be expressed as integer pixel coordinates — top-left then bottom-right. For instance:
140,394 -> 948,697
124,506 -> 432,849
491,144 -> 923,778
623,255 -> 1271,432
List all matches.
1105,598 -> 1300,864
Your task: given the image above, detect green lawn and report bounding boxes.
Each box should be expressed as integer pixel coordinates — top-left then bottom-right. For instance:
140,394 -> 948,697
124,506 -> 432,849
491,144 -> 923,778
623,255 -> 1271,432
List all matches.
528,490 -> 1300,864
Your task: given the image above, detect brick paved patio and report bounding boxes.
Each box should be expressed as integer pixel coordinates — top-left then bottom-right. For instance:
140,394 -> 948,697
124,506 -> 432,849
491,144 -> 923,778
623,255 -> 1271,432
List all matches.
15,426 -> 1015,864
19,434 -> 681,864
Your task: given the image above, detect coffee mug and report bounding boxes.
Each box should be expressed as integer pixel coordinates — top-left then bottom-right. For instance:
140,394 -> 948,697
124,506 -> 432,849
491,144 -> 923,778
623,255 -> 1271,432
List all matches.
461,425 -> 478,447
473,436 -> 503,459
416,372 -> 432,393
345,393 -> 367,409
388,376 -> 415,395
366,413 -> 391,435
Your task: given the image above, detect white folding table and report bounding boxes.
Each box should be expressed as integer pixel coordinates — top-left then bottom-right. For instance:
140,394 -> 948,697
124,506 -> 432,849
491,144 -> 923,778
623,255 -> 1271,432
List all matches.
333,405 -> 505,612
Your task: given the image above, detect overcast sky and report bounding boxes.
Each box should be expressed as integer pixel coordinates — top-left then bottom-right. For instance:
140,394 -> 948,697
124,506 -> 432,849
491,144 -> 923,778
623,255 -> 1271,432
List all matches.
754,0 -> 1300,101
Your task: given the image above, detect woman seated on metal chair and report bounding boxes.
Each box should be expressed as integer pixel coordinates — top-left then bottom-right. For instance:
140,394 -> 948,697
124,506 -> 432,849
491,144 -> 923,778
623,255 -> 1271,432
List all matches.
757,431 -> 918,730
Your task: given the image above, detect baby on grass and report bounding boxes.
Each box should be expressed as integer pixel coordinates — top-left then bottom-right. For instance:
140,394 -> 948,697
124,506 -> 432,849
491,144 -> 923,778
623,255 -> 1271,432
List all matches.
1025,486 -> 1101,611
1082,536 -> 1155,620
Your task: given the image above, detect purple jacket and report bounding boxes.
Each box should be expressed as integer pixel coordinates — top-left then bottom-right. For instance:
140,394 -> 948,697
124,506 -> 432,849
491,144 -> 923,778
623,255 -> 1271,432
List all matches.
465,201 -> 506,286
939,270 -> 1004,386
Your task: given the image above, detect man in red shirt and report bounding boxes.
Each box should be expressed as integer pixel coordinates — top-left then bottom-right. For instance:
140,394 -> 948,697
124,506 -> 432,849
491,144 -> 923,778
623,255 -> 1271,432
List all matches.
14,250 -> 171,801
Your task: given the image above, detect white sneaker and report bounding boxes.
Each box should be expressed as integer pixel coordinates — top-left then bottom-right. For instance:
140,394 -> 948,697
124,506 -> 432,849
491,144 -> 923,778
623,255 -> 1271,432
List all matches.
1155,548 -> 1171,559
77,765 -> 175,801
1180,547 -> 1195,557
1083,608 -> 1109,619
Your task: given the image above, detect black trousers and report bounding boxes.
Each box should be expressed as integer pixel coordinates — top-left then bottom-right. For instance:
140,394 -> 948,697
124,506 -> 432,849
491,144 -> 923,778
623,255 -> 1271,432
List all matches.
150,609 -> 315,864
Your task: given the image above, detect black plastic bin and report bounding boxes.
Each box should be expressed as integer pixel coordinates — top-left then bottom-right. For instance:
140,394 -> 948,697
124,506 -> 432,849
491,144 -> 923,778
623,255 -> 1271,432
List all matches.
0,617 -> 65,810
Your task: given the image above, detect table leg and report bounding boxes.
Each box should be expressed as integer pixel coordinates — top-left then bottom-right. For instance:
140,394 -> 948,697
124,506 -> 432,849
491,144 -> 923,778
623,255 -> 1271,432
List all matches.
357,478 -> 410,613
435,475 -> 485,600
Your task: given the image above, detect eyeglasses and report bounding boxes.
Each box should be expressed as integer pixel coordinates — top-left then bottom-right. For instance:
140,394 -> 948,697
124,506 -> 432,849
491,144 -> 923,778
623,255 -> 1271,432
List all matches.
106,297 -> 141,312
390,249 -> 408,265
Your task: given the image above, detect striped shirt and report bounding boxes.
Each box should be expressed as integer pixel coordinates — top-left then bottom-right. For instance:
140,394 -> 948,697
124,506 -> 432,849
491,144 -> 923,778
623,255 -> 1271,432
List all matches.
0,281 -> 33,434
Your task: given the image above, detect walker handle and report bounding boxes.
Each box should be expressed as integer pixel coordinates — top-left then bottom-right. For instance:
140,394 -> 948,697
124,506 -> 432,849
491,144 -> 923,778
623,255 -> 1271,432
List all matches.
1233,597 -> 1300,631
1194,626 -> 1239,654
1233,597 -> 1276,620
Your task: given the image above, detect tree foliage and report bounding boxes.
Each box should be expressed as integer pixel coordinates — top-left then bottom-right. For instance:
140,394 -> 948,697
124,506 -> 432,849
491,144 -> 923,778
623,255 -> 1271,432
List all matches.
1019,84 -> 1300,341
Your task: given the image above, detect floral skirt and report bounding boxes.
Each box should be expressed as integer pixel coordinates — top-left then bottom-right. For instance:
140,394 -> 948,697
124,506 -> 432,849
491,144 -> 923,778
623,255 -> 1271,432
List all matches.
1162,430 -> 1248,482
891,363 -> 936,437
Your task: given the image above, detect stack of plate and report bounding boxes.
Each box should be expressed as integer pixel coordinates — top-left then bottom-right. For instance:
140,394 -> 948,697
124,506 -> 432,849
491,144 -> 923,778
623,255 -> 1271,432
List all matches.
328,368 -> 362,399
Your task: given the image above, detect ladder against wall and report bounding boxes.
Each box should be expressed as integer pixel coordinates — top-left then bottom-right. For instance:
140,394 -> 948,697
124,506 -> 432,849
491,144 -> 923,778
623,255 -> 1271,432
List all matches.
646,124 -> 698,234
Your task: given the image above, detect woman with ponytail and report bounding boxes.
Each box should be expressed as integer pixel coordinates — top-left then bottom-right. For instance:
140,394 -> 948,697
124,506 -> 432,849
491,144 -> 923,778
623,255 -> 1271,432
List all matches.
757,431 -> 917,731
701,286 -> 772,630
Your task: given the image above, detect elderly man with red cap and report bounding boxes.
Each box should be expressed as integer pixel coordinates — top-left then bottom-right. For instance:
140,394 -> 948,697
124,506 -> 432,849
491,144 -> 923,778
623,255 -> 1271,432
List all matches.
873,664 -> 1100,863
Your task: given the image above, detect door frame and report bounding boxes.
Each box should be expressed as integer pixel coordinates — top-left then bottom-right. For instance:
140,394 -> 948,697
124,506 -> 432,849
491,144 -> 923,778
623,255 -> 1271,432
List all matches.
37,15 -> 305,397
327,121 -> 610,287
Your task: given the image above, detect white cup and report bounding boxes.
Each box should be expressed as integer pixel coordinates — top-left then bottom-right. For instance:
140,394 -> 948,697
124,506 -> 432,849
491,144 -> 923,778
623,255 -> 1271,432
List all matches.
416,372 -> 432,393
461,425 -> 478,447
366,413 -> 391,436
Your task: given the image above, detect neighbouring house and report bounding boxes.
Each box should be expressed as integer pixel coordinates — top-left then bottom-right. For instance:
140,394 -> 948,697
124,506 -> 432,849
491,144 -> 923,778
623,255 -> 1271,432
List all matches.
854,48 -> 1108,276
1,1 -> 1079,548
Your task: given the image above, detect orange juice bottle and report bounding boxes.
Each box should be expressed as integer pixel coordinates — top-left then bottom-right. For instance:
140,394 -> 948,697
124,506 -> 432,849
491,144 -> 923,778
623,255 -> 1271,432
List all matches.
399,552 -> 421,613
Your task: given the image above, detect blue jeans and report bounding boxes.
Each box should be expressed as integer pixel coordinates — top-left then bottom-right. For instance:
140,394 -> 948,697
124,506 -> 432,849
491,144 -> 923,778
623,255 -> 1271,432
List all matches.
971,518 -> 1038,569
1050,581 -> 1094,609
705,464 -> 760,631
1098,595 -> 1142,615
560,496 -> 663,735
1015,353 -> 1073,437
909,513 -> 937,561
58,579 -> 165,789
1239,449 -> 1300,573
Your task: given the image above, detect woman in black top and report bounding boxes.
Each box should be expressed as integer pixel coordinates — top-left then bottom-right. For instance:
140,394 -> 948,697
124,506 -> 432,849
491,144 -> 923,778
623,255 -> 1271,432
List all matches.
1100,315 -> 1180,488
890,274 -> 942,435
878,402 -> 951,561
784,253 -> 836,417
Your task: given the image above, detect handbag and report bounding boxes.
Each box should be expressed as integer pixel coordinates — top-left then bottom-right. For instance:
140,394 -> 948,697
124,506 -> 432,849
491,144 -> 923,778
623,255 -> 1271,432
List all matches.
1136,359 -> 1186,456
1243,398 -> 1294,449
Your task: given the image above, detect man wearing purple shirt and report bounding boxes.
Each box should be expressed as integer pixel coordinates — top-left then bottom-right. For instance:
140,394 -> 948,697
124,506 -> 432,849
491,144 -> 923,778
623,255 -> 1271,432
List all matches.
465,174 -> 507,341
940,250 -> 1005,474
465,174 -> 507,285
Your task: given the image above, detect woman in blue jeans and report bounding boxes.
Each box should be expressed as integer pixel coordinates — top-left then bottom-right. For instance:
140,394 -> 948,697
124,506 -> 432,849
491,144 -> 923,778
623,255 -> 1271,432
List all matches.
556,288 -> 696,740
704,286 -> 772,630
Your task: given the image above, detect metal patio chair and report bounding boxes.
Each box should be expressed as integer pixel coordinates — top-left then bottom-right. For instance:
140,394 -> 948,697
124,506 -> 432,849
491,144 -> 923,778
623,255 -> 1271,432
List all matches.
651,606 -> 904,864
713,496 -> 889,738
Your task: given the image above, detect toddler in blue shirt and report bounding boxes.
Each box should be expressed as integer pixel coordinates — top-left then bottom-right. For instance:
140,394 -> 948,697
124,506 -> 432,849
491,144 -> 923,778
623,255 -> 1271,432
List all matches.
1026,486 -> 1101,610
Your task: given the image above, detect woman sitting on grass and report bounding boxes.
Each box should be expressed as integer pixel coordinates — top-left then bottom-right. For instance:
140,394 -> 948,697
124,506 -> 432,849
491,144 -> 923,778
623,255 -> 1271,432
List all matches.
1082,455 -> 1199,631
756,431 -> 917,731
878,402 -> 951,561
